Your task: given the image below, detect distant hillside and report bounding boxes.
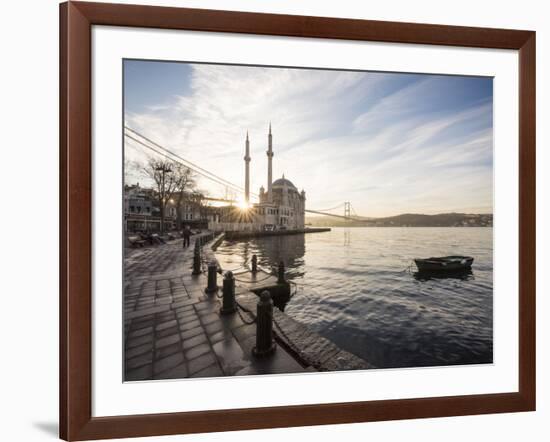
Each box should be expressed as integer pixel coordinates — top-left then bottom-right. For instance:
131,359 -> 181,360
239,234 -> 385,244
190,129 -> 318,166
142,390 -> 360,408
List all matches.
306,212 -> 493,227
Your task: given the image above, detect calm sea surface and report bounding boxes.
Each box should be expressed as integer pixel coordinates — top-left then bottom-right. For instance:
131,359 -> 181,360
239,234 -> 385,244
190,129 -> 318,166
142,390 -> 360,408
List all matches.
215,227 -> 493,369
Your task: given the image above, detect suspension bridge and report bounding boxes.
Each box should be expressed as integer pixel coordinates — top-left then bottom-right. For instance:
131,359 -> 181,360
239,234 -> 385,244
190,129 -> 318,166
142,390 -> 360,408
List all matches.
124,126 -> 365,221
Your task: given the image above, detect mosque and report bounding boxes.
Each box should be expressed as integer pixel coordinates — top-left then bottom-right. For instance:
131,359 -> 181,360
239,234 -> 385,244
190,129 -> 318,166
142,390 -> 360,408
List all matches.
242,124 -> 306,230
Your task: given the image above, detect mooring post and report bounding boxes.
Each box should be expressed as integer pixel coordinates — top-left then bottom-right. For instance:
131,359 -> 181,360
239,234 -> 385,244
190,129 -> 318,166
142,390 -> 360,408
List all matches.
251,254 -> 258,274
252,291 -> 276,357
205,261 -> 218,294
192,243 -> 202,275
277,260 -> 286,284
220,271 -> 237,315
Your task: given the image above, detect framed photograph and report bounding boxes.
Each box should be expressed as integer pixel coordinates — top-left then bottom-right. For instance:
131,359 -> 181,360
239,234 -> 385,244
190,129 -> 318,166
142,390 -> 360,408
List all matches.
60,1 -> 536,440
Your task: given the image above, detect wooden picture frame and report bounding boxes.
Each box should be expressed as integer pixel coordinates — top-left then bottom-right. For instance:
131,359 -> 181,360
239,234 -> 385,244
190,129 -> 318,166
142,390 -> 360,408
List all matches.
60,1 -> 536,440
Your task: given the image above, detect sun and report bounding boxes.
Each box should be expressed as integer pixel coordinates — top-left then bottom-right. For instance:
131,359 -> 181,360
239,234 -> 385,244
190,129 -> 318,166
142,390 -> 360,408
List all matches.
236,197 -> 251,211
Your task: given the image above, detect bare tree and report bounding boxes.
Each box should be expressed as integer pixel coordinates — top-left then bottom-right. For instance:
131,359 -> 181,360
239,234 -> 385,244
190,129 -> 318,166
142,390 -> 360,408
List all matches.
142,158 -> 177,233
140,156 -> 200,233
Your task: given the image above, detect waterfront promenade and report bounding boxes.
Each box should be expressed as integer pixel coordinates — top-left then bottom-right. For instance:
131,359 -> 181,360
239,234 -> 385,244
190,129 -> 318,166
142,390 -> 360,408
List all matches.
124,233 -> 308,381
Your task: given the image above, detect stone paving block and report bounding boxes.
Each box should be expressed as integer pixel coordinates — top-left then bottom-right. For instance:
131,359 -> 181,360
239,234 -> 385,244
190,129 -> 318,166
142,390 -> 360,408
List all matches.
212,337 -> 248,376
156,319 -> 178,332
238,335 -> 257,356
129,316 -> 155,329
180,319 -> 201,332
208,328 -> 234,345
176,309 -> 196,321
171,293 -> 188,302
156,333 -> 180,349
172,298 -> 199,309
156,311 -> 176,321
154,352 -> 185,375
180,326 -> 203,341
182,333 -> 208,351
204,321 -> 224,337
136,299 -> 155,308
190,363 -> 224,379
155,362 -> 189,380
195,299 -> 216,310
126,305 -> 170,320
231,324 -> 256,345
196,301 -> 219,312
154,341 -> 181,360
236,340 -> 305,376
188,352 -> 217,375
126,342 -> 153,360
125,363 -> 153,381
173,304 -> 194,314
156,325 -> 180,339
126,352 -> 153,370
219,312 -> 246,330
198,313 -> 219,326
126,334 -> 153,349
184,343 -> 211,360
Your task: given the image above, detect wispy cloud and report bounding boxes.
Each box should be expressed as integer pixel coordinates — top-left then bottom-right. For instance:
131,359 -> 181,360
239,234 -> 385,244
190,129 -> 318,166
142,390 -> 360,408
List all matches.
125,62 -> 493,217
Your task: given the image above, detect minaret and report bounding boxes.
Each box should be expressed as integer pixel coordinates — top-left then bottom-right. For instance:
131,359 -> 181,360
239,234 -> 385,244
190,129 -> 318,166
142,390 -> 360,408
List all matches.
244,131 -> 251,205
267,123 -> 273,202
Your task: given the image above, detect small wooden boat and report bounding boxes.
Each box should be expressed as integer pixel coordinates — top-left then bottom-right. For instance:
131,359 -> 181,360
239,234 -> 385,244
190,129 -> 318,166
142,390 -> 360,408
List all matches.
414,256 -> 474,272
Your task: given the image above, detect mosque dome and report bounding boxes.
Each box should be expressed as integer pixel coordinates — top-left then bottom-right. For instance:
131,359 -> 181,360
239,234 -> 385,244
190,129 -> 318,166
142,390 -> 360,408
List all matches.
272,175 -> 297,190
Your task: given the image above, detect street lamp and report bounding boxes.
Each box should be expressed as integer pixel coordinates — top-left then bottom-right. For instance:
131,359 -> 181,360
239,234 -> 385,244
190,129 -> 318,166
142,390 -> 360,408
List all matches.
156,165 -> 172,234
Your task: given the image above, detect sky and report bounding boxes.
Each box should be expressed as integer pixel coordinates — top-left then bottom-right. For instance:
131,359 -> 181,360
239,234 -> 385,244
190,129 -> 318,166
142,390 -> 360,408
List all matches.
124,59 -> 493,217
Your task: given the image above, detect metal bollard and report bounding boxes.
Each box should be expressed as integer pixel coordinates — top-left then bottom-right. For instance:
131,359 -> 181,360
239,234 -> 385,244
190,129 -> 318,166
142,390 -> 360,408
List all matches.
251,254 -> 258,274
252,291 -> 276,357
192,246 -> 202,275
277,261 -> 286,284
204,261 -> 218,294
220,271 -> 237,315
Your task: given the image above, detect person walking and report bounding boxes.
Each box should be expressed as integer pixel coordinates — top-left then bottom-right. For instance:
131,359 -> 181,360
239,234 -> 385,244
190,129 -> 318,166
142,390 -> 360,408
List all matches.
183,224 -> 191,248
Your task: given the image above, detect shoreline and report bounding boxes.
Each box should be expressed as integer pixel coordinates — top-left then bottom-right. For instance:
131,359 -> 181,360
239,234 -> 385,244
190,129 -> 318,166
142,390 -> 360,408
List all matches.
223,227 -> 331,240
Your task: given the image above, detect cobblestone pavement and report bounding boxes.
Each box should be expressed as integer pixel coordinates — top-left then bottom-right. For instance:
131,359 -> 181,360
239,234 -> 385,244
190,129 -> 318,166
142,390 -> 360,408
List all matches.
124,234 -> 307,381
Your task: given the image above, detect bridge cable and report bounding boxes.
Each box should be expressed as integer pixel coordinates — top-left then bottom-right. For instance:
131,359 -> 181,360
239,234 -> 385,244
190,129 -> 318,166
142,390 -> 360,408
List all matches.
125,127 -> 259,198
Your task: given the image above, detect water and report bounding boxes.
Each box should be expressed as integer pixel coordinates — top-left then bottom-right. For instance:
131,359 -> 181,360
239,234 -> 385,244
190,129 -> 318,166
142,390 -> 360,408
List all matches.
215,227 -> 493,369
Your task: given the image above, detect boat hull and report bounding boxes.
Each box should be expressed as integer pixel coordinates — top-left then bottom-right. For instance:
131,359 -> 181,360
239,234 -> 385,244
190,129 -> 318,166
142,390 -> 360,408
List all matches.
414,256 -> 474,272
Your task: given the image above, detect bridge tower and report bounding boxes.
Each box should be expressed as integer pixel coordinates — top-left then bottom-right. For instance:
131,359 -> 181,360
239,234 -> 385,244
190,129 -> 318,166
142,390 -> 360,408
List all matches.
344,202 -> 351,219
244,131 -> 251,204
